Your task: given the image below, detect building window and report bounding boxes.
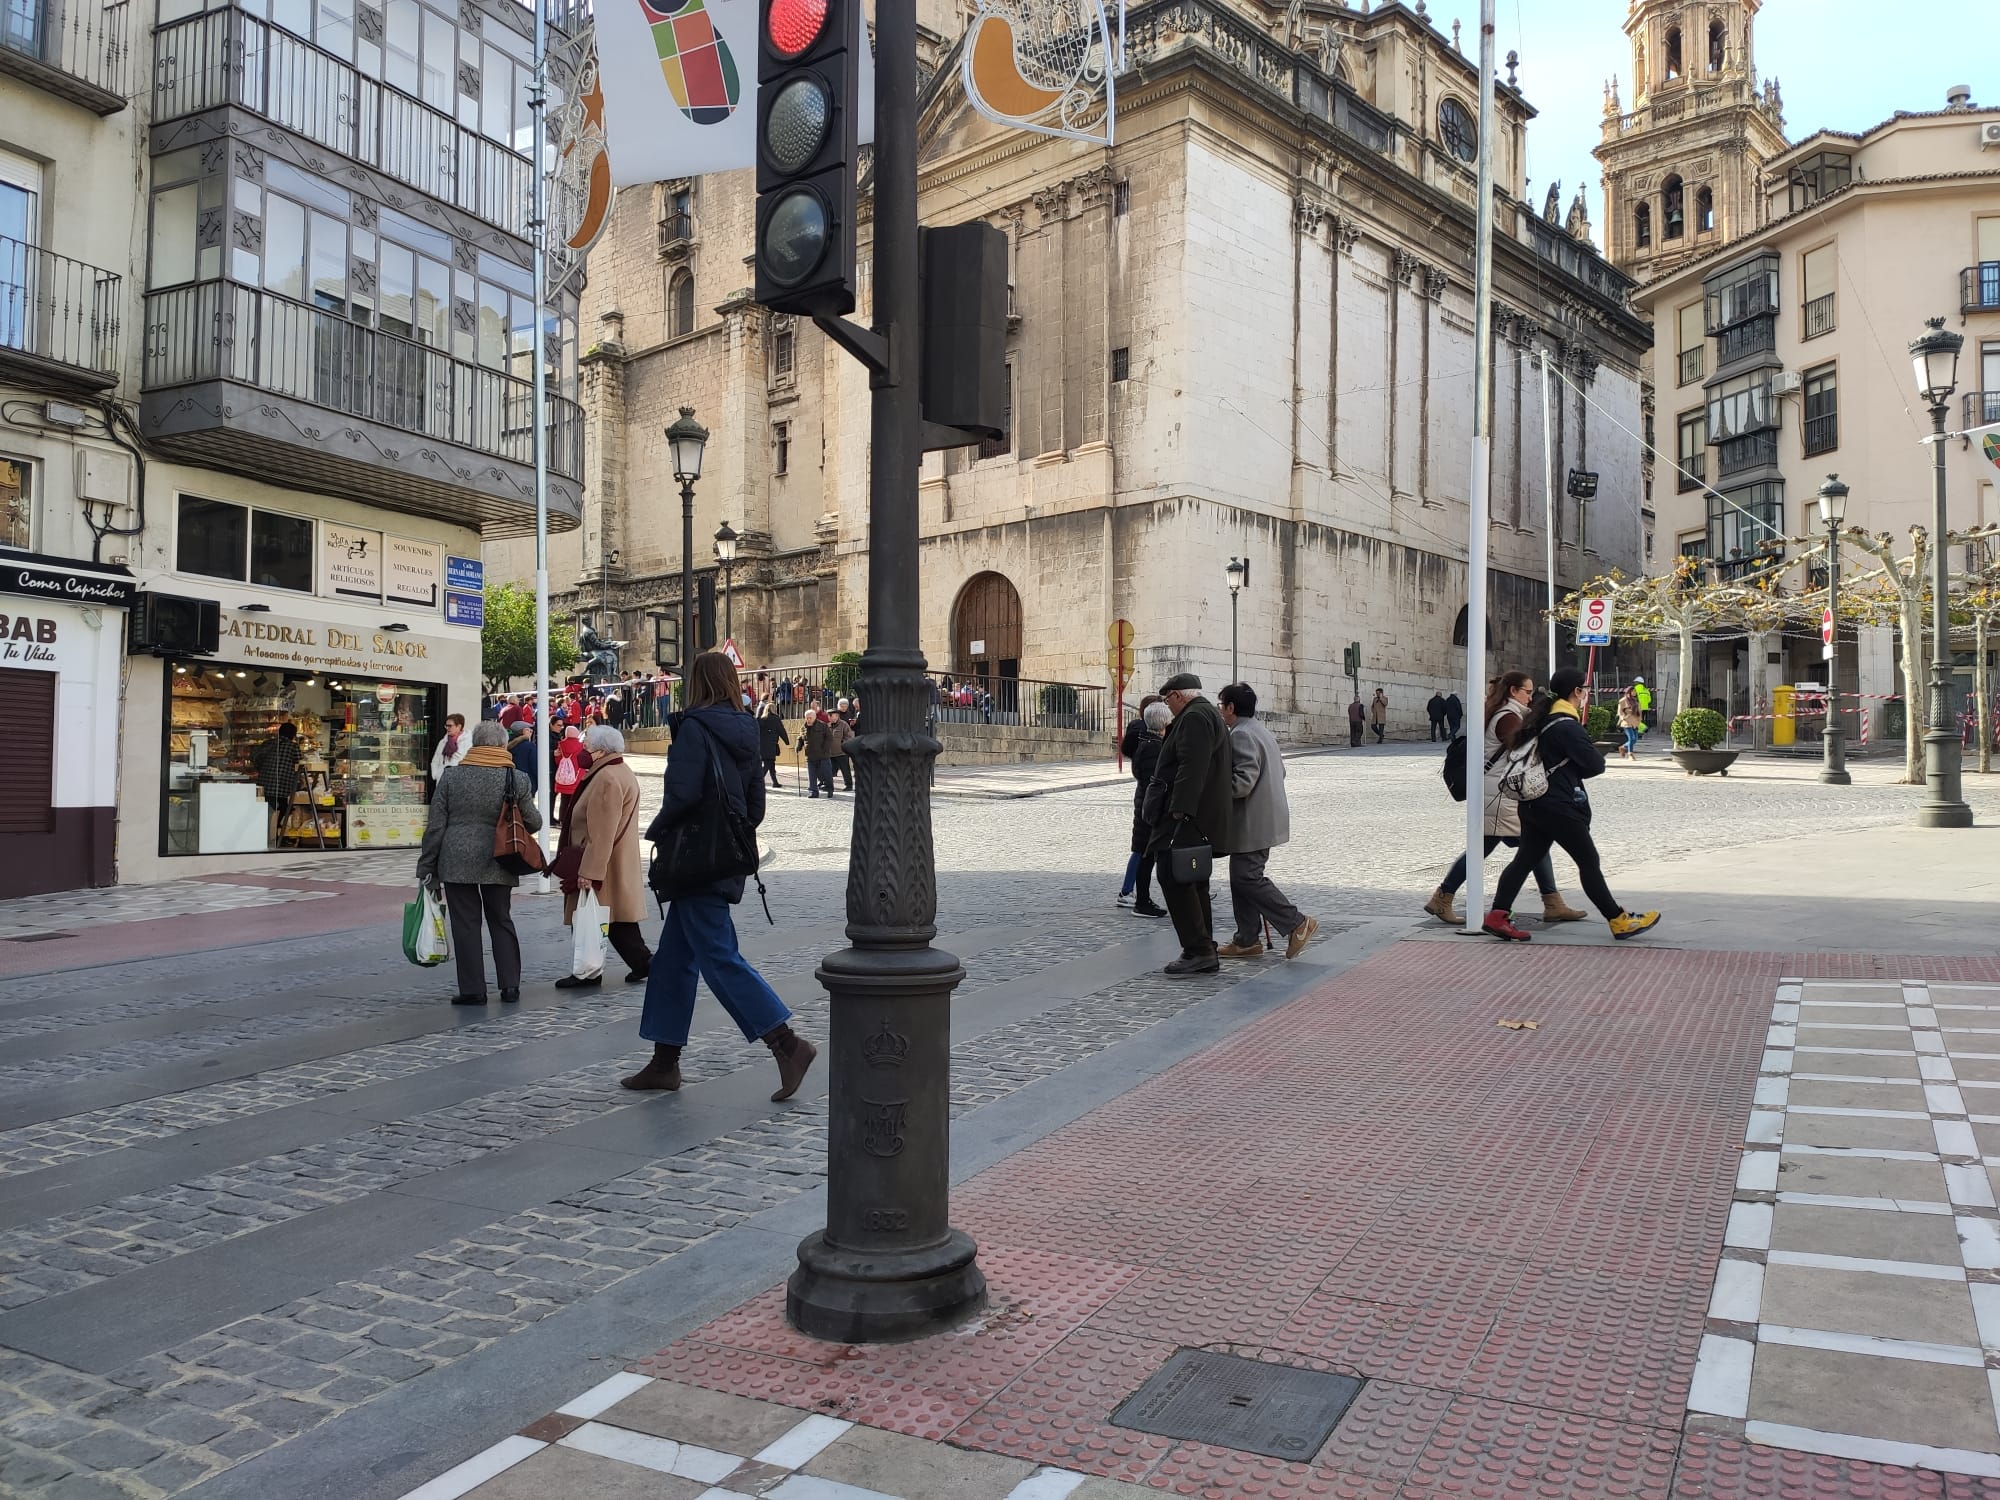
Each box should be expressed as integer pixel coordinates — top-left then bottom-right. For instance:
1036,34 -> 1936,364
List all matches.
1111,346 -> 1129,382
1708,370 -> 1776,441
1680,534 -> 1709,562
1708,18 -> 1726,72
1113,180 -> 1129,216
175,496 -> 315,593
1438,98 -> 1476,163
1677,410 -> 1707,491
1664,27 -> 1681,80
1634,202 -> 1652,249
0,456 -> 30,549
1980,340 -> 2000,428
669,270 -> 694,338
1802,364 -> 1837,456
1802,243 -> 1835,339
1787,152 -> 1852,214
1662,175 -> 1685,240
773,420 -> 790,476
1695,186 -> 1714,234
978,364 -> 1011,460
663,187 -> 694,243
1704,253 -> 1780,332
1710,481 -> 1783,569
1677,302 -> 1704,385
773,328 -> 794,380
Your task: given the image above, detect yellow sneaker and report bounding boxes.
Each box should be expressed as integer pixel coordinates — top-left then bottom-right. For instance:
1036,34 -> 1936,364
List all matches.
1608,910 -> 1661,940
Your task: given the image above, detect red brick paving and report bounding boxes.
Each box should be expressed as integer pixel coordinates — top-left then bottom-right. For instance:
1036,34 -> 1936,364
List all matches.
636,942 -> 2000,1496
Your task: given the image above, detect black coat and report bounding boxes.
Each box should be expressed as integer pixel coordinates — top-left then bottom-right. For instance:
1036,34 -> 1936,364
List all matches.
803,717 -> 834,759
1525,709 -> 1606,811
1146,697 -> 1232,856
1129,731 -> 1164,854
757,713 -> 789,759
650,706 -> 765,902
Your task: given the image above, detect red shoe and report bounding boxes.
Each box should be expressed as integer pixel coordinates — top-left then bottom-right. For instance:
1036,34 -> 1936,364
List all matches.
1482,909 -> 1531,942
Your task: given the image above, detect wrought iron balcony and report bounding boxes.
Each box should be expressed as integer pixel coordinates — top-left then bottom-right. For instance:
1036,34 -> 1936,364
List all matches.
1676,453 -> 1706,492
1803,293 -> 1835,339
1715,429 -> 1780,478
1963,263 -> 2000,315
152,9 -> 531,240
1966,390 -> 2000,432
0,235 -> 121,392
0,0 -> 129,112
1678,347 -> 1704,385
140,280 -> 580,534
1803,411 -> 1838,457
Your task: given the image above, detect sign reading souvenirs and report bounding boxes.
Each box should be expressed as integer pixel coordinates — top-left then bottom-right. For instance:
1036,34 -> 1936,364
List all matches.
0,553 -> 135,609
385,538 -> 444,608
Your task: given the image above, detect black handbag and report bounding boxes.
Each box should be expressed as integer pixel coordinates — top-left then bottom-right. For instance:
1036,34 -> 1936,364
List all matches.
1163,818 -> 1212,885
646,721 -> 767,914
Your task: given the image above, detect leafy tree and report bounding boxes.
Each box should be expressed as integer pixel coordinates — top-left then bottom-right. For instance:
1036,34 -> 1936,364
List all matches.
1563,558 -> 1790,720
481,580 -> 580,693
825,650 -> 862,698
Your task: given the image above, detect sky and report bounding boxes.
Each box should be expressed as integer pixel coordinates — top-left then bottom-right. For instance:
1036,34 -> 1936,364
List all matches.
1420,0 -> 1993,249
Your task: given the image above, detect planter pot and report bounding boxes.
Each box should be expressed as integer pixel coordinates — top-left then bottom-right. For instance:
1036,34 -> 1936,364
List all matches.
1672,748 -> 1739,777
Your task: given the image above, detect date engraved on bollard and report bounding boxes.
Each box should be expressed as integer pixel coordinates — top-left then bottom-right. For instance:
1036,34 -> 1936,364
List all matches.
863,1207 -> 911,1231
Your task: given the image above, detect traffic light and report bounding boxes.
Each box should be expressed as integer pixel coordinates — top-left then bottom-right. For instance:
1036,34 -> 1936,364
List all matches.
754,0 -> 861,317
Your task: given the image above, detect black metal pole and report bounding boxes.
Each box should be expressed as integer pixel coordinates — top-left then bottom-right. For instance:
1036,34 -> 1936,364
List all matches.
786,0 -> 985,1341
1821,519 -> 1849,785
680,478 -> 695,678
724,559 -> 733,644
1920,401 -> 1972,826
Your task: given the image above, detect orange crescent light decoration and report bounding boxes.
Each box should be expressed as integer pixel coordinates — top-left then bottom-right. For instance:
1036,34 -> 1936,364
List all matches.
560,67 -> 616,253
959,0 -> 1114,145
968,15 -> 1065,117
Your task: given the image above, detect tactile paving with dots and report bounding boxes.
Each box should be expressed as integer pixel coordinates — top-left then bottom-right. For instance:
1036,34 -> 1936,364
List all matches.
1670,1430 -> 1943,1498
635,945 -> 2000,1492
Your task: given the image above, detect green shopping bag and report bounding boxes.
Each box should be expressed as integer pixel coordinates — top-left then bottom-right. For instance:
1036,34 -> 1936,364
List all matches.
402,885 -> 448,966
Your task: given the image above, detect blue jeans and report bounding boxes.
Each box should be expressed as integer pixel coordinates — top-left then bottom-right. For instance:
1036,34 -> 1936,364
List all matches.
639,895 -> 790,1047
1622,726 -> 1640,754
1120,851 -> 1144,896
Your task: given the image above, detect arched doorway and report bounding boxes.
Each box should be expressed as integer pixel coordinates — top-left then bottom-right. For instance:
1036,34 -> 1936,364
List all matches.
951,572 -> 1023,713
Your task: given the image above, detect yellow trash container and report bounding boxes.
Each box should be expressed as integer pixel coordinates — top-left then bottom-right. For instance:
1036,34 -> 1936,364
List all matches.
1772,683 -> 1796,747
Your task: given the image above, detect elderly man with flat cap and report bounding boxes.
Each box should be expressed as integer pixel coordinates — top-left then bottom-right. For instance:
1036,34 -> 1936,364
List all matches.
1142,671 -> 1233,974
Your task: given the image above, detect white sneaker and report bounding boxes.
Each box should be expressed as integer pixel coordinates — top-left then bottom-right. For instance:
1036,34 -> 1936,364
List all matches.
1116,892 -> 1133,908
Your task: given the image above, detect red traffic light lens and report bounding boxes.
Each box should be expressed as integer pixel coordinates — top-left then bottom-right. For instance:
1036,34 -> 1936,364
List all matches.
766,0 -> 826,58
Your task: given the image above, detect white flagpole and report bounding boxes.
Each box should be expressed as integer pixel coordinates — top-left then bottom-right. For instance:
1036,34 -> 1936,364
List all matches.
1462,0 -> 1497,932
531,0 -> 553,884
1539,346 -> 1557,678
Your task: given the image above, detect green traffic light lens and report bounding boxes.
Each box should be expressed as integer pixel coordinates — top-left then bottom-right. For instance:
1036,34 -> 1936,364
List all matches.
764,77 -> 831,175
762,189 -> 828,286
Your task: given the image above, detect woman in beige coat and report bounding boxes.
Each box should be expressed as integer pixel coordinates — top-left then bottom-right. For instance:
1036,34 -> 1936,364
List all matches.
555,725 -> 652,988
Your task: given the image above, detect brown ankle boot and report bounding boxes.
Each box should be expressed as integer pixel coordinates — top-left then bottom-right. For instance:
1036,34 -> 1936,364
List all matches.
1423,889 -> 1461,924
1540,893 -> 1589,923
764,1025 -> 817,1102
620,1044 -> 682,1091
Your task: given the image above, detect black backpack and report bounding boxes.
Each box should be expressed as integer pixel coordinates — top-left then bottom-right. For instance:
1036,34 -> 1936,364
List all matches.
1442,734 -> 1469,801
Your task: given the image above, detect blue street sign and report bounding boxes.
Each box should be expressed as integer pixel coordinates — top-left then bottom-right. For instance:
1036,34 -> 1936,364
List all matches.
444,589 -> 484,628
445,555 -> 484,592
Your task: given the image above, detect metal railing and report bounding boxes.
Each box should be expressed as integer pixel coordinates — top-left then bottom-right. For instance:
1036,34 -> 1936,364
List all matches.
1963,263 -> 2000,315
1715,317 -> 1775,363
1803,411 -> 1838,456
751,663 -> 1109,734
141,279 -> 581,479
0,0 -> 129,103
1678,347 -> 1703,385
152,9 -> 531,240
1965,391 -> 2000,432
1676,451 -> 1705,491
1802,293 -> 1835,339
658,211 -> 695,252
1716,429 -> 1779,477
0,234 -> 121,379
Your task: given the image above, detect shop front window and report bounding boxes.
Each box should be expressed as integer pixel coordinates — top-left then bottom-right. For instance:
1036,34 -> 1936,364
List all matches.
164,663 -> 439,855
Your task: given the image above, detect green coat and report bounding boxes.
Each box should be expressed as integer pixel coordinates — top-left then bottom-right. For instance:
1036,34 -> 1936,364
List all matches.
1146,695 -> 1233,855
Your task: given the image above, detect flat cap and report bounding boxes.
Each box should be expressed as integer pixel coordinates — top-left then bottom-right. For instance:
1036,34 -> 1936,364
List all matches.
1158,672 -> 1202,694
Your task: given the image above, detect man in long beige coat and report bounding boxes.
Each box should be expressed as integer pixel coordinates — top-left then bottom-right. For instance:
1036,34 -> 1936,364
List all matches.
556,725 -> 652,987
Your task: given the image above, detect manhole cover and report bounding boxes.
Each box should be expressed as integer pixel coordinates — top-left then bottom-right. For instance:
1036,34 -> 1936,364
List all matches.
3,932 -> 76,943
1111,1349 -> 1362,1461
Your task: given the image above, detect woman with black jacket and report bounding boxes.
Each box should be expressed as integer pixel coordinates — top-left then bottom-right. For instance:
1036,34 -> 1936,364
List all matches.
1116,695 -> 1164,909
1122,700 -> 1172,917
755,697 -> 789,788
1482,667 -> 1661,943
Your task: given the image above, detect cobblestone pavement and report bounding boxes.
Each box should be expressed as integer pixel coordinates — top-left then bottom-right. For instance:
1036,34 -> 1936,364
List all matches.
0,749 -> 1989,1500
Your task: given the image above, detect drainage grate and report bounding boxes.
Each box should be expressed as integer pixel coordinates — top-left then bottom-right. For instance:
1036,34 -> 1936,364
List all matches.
2,932 -> 77,943
1111,1349 -> 1363,1461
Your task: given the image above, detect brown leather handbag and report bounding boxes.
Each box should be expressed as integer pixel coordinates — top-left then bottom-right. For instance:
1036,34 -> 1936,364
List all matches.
493,770 -> 547,876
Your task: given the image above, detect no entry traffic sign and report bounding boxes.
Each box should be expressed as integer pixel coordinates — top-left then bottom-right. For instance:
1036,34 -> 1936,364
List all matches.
1577,596 -> 1614,647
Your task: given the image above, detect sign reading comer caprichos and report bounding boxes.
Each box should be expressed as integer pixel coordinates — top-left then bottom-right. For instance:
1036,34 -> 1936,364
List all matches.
222,615 -> 431,673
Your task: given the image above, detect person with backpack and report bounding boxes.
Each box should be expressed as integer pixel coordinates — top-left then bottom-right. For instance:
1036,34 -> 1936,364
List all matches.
552,724 -> 591,825
619,652 -> 814,1100
1482,667 -> 1661,943
1424,671 -> 1586,926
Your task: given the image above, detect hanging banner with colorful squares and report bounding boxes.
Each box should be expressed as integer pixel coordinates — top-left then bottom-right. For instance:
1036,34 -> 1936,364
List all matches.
1984,431 -> 2000,471
595,0 -> 872,186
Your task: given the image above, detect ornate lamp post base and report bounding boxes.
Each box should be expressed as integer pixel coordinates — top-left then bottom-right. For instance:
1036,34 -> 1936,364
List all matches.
789,1227 -> 985,1344
1919,726 -> 1974,827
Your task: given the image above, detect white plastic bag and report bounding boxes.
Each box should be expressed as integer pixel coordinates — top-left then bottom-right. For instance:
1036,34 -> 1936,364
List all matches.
571,889 -> 608,978
404,884 -> 449,966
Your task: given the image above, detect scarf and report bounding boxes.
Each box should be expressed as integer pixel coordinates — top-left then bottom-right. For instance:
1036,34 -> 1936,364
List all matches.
1550,699 -> 1581,721
462,744 -> 515,769
441,732 -> 460,760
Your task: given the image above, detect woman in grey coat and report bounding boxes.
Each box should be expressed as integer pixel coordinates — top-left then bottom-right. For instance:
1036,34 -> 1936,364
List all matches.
416,719 -> 543,1005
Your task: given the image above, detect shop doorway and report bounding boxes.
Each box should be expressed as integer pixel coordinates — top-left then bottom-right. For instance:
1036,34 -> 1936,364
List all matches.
951,571 -> 1022,714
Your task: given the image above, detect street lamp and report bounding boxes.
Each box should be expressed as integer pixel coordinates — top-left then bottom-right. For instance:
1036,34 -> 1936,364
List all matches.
1908,318 -> 1972,827
714,520 -> 738,646
666,406 -> 708,675
1817,473 -> 1851,786
1225,556 -> 1248,684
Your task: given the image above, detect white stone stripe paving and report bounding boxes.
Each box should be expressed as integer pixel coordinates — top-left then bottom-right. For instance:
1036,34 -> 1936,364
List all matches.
1687,978 -> 2000,1473
394,1395 -> 1106,1500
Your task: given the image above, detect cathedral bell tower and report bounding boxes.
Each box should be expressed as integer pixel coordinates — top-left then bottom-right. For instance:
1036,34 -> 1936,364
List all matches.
1594,0 -> 1788,282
